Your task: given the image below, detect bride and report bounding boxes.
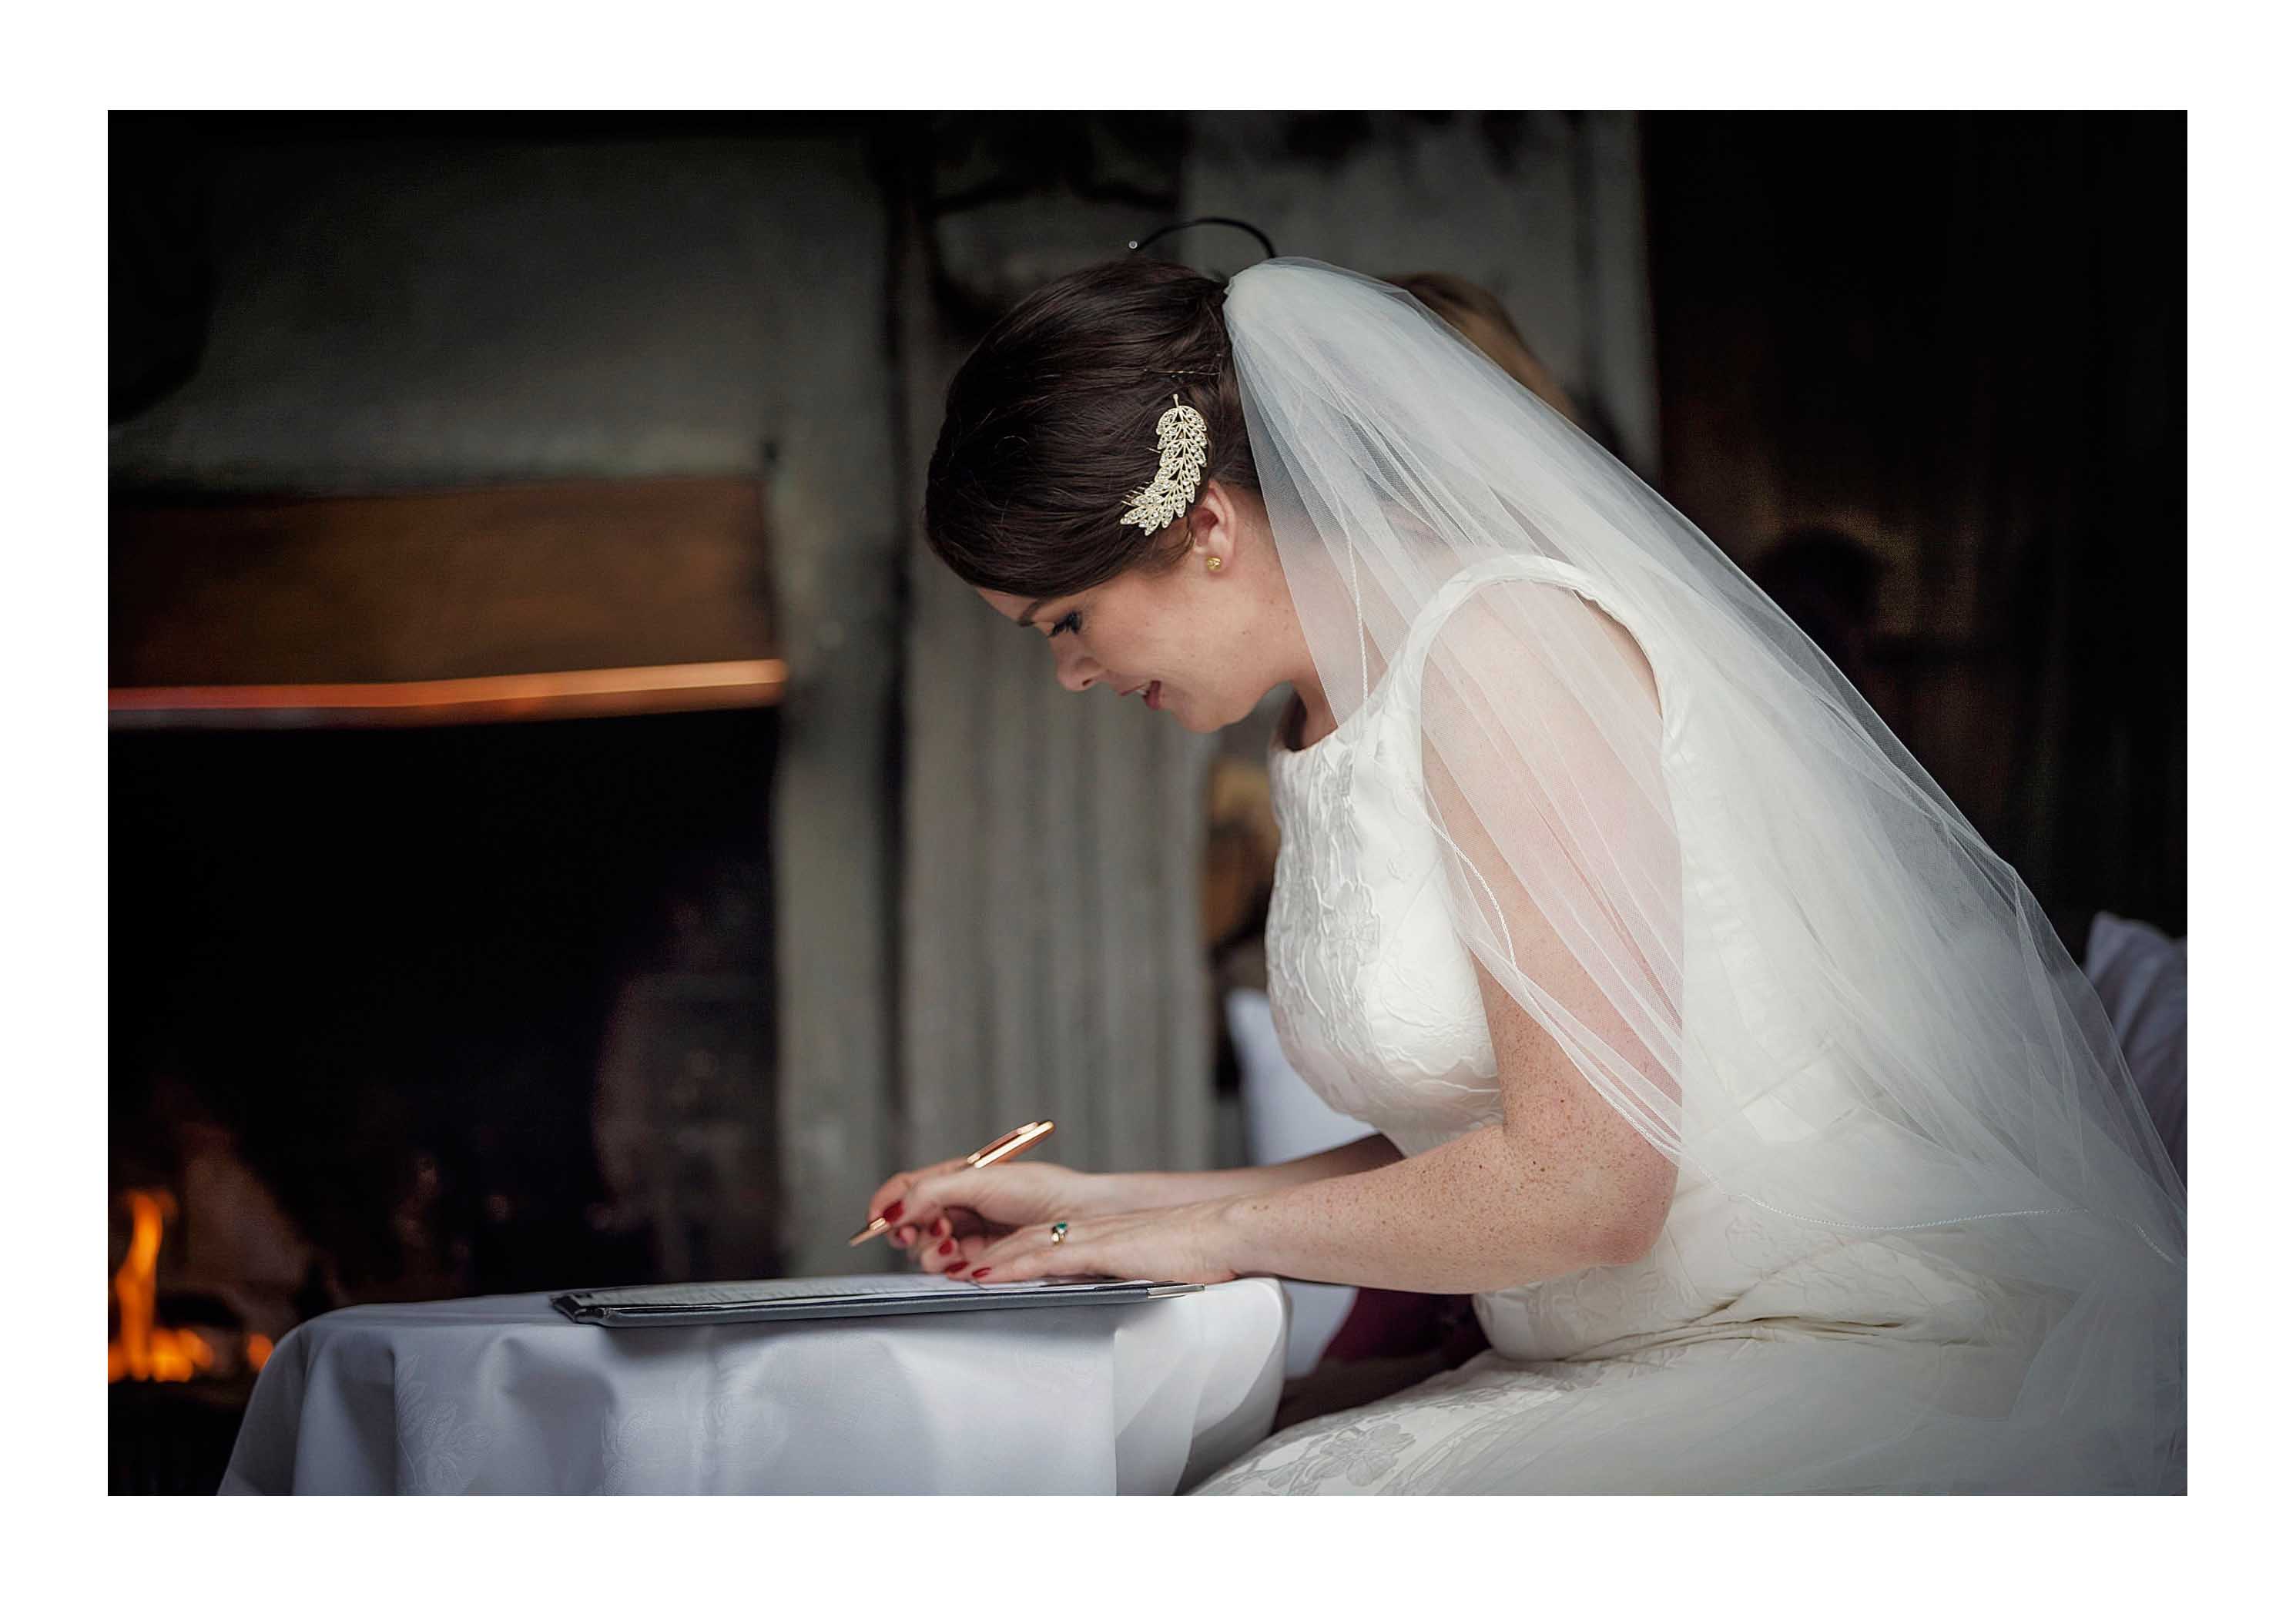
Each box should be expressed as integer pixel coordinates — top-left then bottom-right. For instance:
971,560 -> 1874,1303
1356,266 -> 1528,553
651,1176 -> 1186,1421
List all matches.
866,252 -> 2186,1494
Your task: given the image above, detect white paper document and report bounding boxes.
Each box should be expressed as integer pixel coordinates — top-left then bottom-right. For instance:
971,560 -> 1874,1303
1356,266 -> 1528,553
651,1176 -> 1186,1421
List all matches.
552,1272 -> 1202,1327
578,1273 -> 1135,1307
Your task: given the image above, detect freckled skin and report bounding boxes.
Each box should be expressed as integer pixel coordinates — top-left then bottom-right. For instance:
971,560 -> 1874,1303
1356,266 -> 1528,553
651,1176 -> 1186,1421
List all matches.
932,479 -> 1678,1293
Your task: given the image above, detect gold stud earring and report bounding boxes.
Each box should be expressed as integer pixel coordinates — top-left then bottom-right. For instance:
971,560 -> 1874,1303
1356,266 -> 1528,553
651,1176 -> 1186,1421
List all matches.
1206,556 -> 1223,572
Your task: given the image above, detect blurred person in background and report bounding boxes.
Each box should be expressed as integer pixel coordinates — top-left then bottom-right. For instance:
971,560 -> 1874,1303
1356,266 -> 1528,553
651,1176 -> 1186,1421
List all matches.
1748,526 -> 1885,705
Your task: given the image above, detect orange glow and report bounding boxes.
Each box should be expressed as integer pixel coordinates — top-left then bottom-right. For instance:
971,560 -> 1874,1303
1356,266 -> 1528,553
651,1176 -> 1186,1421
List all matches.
246,1334 -> 273,1371
109,658 -> 788,730
108,1190 -> 221,1384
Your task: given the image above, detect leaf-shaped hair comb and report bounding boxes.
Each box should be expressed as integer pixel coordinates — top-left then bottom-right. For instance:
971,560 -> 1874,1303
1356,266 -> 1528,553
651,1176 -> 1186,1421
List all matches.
1119,395 -> 1211,532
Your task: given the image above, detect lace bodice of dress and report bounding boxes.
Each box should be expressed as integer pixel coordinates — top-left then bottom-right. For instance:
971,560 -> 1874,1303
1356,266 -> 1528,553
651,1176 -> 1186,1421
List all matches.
1262,679 -> 1501,1163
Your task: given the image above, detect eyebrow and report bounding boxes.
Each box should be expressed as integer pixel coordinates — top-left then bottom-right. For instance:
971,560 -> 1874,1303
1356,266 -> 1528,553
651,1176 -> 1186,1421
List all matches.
1015,598 -> 1060,628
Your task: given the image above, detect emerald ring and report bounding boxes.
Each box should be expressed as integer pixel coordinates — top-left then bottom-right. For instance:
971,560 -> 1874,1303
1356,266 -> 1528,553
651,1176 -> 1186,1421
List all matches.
1049,1222 -> 1069,1244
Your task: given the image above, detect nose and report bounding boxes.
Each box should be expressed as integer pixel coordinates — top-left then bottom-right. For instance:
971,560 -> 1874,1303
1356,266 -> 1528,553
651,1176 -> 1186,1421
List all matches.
1051,638 -> 1100,694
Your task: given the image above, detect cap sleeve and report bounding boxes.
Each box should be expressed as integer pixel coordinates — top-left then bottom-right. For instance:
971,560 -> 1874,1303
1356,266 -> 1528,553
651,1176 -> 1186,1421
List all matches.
1400,557 -> 1684,1154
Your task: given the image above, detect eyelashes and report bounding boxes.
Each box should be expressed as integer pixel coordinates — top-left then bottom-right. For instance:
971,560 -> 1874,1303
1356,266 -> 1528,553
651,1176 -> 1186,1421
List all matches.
1049,610 -> 1083,638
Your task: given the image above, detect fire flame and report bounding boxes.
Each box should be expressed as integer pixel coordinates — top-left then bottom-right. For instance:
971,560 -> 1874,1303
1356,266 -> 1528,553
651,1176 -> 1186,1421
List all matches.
108,1189 -> 268,1383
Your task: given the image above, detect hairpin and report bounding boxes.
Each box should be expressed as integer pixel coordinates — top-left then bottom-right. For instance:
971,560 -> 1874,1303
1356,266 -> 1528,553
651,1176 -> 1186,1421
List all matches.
1126,216 -> 1277,260
1119,393 -> 1209,533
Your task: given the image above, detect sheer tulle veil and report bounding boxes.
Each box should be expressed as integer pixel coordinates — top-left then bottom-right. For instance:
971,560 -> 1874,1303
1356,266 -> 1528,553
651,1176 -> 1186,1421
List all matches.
1221,256 -> 2184,1492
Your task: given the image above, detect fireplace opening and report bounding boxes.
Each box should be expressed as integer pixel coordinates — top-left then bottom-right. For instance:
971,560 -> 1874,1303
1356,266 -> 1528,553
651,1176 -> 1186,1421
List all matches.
110,705 -> 780,1491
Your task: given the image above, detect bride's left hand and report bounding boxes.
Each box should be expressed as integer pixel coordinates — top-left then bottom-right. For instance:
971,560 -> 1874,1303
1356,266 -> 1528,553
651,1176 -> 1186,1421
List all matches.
957,1199 -> 1242,1287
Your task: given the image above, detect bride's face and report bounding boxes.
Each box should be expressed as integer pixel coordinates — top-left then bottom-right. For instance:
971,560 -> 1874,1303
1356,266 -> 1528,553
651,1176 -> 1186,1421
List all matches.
977,480 -> 1299,735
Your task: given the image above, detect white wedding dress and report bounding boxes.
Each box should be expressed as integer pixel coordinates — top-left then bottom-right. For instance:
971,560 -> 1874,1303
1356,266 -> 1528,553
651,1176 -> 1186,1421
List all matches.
1192,553 -> 2143,1495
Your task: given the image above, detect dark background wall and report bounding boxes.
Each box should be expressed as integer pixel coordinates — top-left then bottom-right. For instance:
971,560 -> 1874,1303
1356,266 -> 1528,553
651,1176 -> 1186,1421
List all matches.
1644,112 -> 2184,932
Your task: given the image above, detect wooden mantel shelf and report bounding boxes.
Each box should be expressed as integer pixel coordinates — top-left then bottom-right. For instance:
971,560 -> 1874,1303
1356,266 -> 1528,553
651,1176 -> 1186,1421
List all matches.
109,659 -> 787,730
112,477 -> 783,728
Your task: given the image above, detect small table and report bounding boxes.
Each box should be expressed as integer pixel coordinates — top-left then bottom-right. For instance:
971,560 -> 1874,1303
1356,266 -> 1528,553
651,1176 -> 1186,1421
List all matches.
220,1278 -> 1288,1495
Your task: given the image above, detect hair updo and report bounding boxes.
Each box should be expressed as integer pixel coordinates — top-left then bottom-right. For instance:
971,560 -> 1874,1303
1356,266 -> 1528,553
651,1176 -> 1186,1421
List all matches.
923,258 -> 1261,603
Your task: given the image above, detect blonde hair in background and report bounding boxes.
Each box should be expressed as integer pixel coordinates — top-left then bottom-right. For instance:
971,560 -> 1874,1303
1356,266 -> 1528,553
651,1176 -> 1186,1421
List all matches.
1203,756 -> 1281,956
1388,271 -> 1583,427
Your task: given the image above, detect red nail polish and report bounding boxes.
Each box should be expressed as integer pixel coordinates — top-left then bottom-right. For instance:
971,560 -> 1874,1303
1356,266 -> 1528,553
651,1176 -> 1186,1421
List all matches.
937,1238 -> 955,1255
970,1267 -> 990,1280
946,1260 -> 968,1274
885,1201 -> 905,1221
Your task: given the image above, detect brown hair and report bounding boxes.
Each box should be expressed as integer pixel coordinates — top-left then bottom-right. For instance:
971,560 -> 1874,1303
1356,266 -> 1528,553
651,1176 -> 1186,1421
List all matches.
923,258 -> 1260,603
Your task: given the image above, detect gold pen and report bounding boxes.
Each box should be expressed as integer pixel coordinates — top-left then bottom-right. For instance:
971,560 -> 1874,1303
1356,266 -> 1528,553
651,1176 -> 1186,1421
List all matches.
848,1120 -> 1056,1247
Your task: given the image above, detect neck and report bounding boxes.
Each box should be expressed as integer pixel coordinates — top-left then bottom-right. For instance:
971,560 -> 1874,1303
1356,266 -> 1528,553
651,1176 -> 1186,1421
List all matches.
1288,677 -> 1339,748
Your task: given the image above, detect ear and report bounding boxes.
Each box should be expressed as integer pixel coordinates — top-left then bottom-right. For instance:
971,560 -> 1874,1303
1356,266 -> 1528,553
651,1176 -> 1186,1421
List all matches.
1192,479 -> 1246,569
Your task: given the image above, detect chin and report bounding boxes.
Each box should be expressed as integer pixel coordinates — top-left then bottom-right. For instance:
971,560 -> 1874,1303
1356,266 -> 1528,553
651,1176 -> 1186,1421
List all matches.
1174,694 -> 1235,735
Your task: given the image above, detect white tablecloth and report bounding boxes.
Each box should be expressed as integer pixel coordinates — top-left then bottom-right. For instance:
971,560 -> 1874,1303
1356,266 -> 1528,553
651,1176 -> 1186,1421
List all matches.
219,1278 -> 1288,1495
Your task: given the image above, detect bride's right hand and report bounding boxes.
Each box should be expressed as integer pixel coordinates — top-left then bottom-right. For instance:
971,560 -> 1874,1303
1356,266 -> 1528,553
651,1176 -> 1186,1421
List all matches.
863,1160 -> 1110,1276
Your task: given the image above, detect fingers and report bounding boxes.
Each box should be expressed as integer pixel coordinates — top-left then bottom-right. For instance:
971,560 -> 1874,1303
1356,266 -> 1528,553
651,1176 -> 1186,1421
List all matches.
863,1175 -> 913,1227
908,1214 -> 994,1272
898,1207 -> 960,1260
947,1227 -> 997,1277
967,1221 -> 1081,1284
905,1222 -> 995,1278
864,1156 -> 970,1225
899,1166 -> 1004,1230
971,1247 -> 1067,1283
913,1215 -> 969,1276
870,1163 -> 1064,1274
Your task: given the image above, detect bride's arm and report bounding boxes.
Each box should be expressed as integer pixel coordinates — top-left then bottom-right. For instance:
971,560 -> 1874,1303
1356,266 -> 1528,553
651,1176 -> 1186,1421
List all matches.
878,1134 -> 1401,1265
972,958 -> 1675,1293
1212,959 -> 1677,1292
1101,1133 -> 1402,1211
